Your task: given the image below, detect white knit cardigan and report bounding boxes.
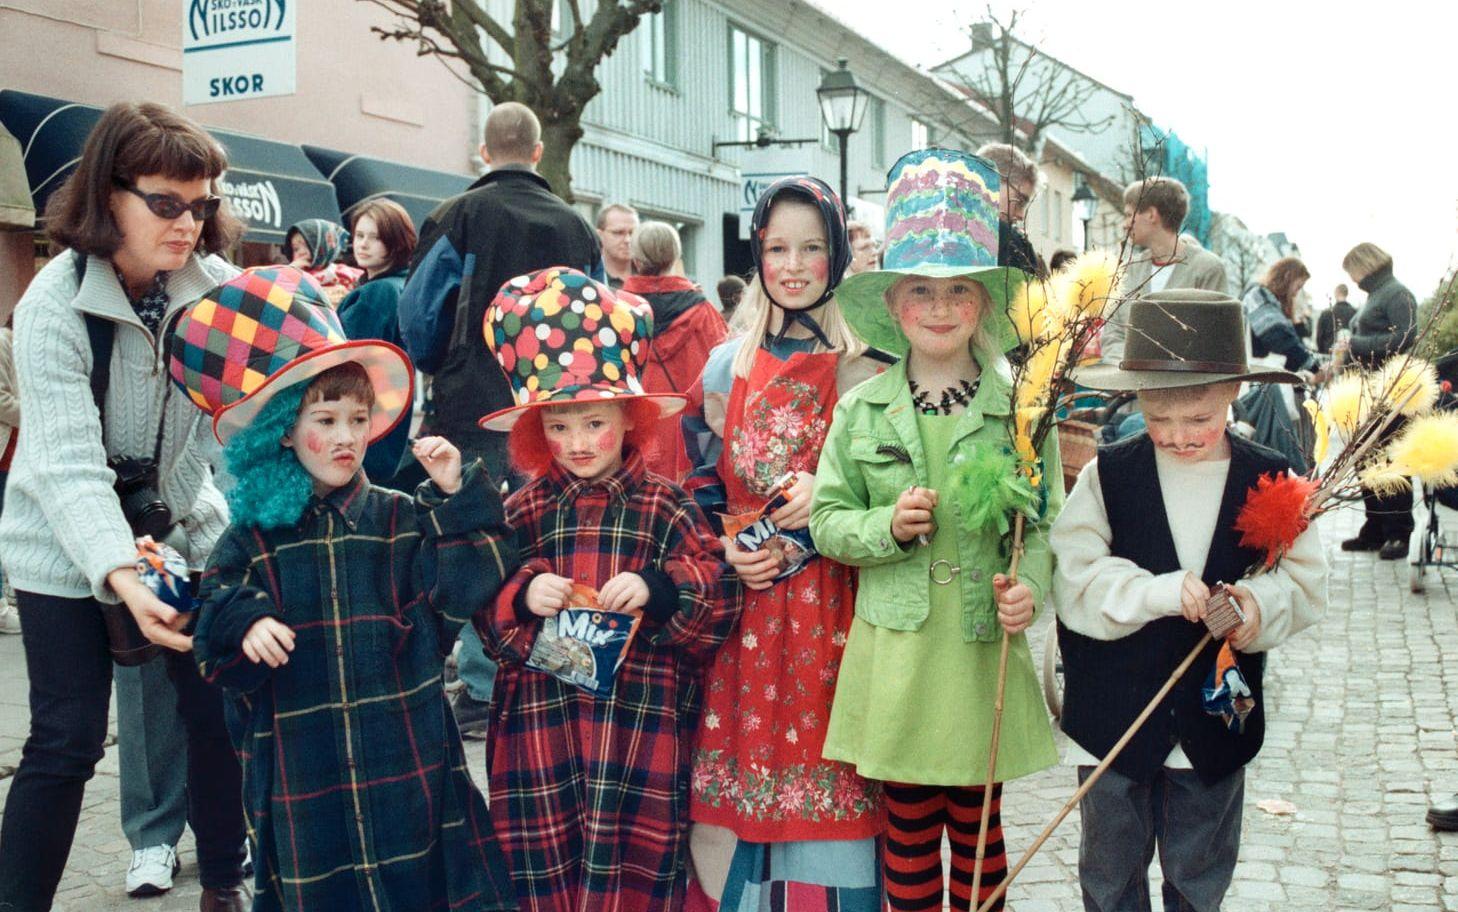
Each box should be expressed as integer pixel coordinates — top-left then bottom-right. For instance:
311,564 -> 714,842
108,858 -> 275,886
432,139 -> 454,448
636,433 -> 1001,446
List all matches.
0,252 -> 234,603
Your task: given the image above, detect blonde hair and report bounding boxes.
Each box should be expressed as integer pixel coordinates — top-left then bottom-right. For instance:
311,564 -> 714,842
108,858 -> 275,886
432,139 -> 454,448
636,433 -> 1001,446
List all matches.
729,279 -> 866,379
629,221 -> 681,276
1341,242 -> 1393,282
976,142 -> 1044,195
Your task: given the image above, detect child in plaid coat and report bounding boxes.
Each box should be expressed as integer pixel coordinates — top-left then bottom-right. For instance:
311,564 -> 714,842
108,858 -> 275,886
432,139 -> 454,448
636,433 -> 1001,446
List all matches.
183,267 -> 518,911
473,267 -> 742,912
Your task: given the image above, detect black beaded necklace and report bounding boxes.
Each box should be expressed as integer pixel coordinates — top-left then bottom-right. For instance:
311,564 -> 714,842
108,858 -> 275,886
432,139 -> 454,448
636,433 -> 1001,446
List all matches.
909,377 -> 980,415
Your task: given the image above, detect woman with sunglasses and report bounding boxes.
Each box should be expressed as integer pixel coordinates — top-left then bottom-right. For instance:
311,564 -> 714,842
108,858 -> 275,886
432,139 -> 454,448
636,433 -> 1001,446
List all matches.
0,102 -> 250,912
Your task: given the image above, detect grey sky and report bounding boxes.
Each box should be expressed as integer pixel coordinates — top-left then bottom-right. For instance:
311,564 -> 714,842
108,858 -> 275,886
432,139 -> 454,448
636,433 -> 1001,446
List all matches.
830,0 -> 1454,305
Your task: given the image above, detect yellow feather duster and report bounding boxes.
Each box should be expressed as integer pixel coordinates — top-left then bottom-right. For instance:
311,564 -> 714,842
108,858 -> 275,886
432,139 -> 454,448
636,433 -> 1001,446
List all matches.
1009,277 -> 1054,344
1055,249 -> 1121,321
1359,462 -> 1413,495
1386,412 -> 1458,487
1377,358 -> 1440,416
1302,398 -> 1330,466
1015,339 -> 1063,412
1326,373 -> 1370,438
1014,406 -> 1046,486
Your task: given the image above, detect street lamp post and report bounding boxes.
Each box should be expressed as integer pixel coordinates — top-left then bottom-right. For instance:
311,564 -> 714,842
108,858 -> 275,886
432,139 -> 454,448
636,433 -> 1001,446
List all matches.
1071,180 -> 1099,252
816,58 -> 870,207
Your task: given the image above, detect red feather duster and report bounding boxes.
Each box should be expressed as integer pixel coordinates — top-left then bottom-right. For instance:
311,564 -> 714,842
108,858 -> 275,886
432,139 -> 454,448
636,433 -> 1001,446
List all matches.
1233,473 -> 1320,568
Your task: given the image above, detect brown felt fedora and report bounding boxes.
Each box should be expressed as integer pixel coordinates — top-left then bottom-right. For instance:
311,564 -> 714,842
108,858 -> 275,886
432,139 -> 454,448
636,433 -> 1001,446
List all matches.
1076,289 -> 1304,391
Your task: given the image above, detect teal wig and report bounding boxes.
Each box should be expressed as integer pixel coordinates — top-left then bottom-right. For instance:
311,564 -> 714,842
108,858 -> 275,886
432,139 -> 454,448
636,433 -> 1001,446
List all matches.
222,383 -> 315,529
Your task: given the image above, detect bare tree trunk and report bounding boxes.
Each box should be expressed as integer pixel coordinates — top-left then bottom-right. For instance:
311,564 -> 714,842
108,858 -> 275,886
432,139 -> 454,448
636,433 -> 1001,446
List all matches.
537,115 -> 585,204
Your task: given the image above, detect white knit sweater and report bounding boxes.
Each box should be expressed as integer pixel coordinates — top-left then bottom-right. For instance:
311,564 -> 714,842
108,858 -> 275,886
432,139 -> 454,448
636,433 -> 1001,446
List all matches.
0,252 -> 234,603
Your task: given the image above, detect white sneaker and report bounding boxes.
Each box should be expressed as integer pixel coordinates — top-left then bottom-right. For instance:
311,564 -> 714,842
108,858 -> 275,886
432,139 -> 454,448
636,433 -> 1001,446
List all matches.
0,601 -> 19,635
126,844 -> 179,897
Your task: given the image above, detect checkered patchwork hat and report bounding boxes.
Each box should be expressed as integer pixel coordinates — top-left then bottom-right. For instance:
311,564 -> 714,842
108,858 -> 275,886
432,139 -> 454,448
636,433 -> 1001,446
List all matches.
168,266 -> 413,444
477,266 -> 686,431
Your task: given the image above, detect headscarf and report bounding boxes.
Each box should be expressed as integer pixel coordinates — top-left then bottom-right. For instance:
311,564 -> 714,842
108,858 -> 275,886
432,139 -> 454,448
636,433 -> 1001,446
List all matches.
285,219 -> 348,270
748,176 -> 850,348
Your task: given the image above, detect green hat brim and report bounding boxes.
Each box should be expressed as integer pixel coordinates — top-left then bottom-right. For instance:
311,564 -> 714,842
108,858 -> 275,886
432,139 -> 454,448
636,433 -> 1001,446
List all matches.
836,265 -> 1025,357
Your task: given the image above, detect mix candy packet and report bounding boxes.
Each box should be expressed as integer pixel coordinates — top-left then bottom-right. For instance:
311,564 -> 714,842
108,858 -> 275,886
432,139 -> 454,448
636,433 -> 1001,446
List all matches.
135,536 -> 197,614
526,583 -> 642,697
717,472 -> 816,582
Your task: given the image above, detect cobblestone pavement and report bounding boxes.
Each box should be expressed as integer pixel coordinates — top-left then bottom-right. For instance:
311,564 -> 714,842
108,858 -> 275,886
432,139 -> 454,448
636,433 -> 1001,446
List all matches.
2,508 -> 1457,910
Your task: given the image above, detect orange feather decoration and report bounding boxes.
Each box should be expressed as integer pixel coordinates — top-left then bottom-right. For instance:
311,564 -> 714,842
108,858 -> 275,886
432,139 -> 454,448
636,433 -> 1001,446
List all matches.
1233,473 -> 1320,569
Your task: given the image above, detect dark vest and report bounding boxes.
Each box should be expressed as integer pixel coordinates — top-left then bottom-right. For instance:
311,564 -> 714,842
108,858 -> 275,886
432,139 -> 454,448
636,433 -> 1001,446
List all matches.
1057,432 -> 1289,784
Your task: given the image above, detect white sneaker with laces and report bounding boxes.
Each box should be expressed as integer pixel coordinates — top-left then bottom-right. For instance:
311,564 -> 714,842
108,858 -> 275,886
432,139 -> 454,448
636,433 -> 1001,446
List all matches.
126,844 -> 179,897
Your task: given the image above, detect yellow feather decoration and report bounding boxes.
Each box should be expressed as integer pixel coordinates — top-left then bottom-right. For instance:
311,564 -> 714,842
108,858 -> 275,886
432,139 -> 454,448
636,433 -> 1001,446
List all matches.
1056,249 -> 1121,320
1359,462 -> 1413,495
1326,373 -> 1370,438
1014,406 -> 1045,486
1009,277 -> 1054,344
1302,398 -> 1330,466
1377,358 -> 1440,416
1015,340 -> 1063,412
1386,412 -> 1458,487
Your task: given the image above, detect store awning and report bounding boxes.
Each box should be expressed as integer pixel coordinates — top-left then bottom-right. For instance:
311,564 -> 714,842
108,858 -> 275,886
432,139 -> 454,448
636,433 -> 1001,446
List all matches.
0,90 -> 339,244
0,124 -> 35,230
302,145 -> 471,229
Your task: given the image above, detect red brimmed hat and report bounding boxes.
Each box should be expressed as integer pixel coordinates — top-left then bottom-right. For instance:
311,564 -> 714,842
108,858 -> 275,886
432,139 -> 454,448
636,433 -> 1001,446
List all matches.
168,266 -> 414,444
478,267 -> 685,432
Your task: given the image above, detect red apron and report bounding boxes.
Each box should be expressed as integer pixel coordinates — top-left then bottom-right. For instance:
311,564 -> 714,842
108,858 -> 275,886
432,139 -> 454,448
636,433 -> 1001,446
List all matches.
690,345 -> 883,843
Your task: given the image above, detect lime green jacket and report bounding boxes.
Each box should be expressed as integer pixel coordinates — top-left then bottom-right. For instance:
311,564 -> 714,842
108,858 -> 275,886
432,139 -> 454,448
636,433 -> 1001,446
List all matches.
810,357 -> 1063,643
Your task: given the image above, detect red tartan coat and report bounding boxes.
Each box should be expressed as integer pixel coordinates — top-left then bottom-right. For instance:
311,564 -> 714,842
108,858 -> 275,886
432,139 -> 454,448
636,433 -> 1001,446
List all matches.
475,451 -> 742,912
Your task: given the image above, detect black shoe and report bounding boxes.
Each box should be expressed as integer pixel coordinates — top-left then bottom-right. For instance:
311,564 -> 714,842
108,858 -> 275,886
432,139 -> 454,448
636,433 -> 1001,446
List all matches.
1341,535 -> 1383,552
1428,794 -> 1458,831
450,691 -> 492,738
1379,538 -> 1409,560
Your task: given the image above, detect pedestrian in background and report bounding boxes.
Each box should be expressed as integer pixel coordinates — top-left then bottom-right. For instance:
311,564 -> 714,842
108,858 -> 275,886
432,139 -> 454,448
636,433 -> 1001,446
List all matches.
1243,257 -> 1323,375
338,198 -> 417,487
977,142 -> 1046,278
0,100 -> 249,912
1337,241 -> 1418,560
1316,283 -> 1358,355
623,220 -> 727,483
283,218 -> 360,307
715,274 -> 745,323
598,202 -> 640,287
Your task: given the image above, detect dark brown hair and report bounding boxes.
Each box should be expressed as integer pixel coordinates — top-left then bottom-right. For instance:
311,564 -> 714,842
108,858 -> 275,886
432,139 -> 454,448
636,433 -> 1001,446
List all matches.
45,101 -> 243,257
1123,177 -> 1189,233
303,362 -> 376,408
348,199 -> 417,273
1260,257 -> 1311,314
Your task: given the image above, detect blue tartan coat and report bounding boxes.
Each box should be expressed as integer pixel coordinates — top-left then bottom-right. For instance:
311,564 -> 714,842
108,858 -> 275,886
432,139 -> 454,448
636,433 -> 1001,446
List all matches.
195,463 -> 519,912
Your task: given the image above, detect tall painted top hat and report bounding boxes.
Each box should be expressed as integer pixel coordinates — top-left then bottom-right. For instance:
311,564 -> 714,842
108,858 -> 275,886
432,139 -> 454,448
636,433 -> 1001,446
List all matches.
168,266 -> 413,444
837,148 -> 1024,356
478,266 -> 687,431
1075,289 -> 1303,391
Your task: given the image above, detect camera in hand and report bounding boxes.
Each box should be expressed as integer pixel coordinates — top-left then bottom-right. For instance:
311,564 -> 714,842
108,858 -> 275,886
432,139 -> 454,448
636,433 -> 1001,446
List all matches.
111,456 -> 173,541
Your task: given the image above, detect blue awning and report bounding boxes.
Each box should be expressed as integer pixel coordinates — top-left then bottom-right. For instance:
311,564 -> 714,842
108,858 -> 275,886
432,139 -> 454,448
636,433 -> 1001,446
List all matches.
302,144 -> 471,229
0,90 -> 339,244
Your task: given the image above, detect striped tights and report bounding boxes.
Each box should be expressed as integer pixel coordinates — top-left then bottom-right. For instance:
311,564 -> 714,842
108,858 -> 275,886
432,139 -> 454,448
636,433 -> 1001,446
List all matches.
883,782 -> 1005,912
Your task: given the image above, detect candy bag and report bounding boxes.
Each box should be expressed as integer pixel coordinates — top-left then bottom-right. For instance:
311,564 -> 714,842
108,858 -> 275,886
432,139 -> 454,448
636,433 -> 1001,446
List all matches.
718,472 -> 816,582
525,583 -> 643,697
136,536 -> 197,614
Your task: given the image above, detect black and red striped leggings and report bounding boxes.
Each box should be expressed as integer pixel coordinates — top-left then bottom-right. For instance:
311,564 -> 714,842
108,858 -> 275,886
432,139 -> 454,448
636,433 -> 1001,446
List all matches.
883,782 -> 1005,912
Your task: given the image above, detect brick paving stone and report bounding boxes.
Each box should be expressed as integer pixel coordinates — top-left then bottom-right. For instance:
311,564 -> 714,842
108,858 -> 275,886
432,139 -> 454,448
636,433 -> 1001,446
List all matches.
1,508 -> 1456,909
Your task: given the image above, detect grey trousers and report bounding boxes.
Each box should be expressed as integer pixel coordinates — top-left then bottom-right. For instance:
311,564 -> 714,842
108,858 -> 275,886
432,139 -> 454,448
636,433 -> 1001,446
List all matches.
115,659 -> 188,850
1077,765 -> 1244,912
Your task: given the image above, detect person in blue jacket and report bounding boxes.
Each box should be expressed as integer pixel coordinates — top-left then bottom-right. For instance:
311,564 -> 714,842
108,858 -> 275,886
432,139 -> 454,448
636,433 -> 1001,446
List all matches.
338,198 -> 416,487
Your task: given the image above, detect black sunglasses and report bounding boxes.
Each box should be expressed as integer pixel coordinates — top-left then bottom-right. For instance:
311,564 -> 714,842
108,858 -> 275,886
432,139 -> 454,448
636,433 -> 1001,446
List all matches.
116,181 -> 222,222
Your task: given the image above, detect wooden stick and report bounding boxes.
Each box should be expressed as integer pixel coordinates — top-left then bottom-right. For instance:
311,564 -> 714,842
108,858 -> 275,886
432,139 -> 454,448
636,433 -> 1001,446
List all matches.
975,631 -> 1214,912
971,512 -> 1026,906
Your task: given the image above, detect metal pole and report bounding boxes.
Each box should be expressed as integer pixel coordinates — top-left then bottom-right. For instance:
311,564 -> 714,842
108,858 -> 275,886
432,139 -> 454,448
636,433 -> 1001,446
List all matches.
1082,218 -> 1092,252
837,130 -> 850,205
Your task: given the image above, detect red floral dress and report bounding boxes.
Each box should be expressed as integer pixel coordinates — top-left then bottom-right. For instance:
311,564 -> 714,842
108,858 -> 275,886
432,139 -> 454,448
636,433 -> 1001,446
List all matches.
689,343 -> 883,843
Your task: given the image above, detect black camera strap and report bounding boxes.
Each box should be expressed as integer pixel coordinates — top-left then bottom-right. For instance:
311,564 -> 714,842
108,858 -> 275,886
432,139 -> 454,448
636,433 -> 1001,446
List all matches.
78,252 -> 172,466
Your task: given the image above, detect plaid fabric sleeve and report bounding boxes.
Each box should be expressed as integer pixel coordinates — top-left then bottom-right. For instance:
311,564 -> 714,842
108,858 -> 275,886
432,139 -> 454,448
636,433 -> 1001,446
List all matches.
411,460 -> 516,651
194,525 -> 283,693
478,555 -> 552,665
641,490 -> 742,664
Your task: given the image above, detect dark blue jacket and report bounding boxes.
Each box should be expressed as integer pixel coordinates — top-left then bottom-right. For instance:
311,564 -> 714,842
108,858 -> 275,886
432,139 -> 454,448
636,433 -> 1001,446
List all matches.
398,167 -> 603,476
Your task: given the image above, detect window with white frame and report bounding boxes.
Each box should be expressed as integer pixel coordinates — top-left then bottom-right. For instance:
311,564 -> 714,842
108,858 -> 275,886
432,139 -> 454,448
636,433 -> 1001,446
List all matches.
1054,189 -> 1064,241
869,96 -> 886,167
641,2 -> 676,86
911,119 -> 929,151
730,25 -> 776,142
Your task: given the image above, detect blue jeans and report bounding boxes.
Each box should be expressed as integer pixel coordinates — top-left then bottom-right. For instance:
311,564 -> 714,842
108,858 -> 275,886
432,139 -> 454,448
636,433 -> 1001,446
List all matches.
115,659 -> 189,850
1076,765 -> 1244,912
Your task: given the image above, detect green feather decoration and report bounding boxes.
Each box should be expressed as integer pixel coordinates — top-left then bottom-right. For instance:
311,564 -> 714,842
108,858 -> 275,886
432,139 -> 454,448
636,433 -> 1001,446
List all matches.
947,443 -> 1043,537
